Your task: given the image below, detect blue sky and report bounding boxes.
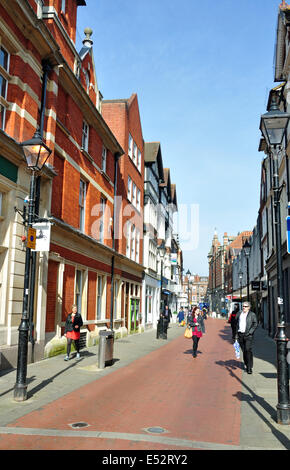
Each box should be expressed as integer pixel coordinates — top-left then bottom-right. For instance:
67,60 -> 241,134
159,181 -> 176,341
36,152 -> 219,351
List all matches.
76,0 -> 279,275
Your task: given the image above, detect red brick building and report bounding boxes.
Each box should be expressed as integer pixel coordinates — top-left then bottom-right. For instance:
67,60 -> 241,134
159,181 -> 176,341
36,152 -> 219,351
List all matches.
0,0 -> 145,368
102,94 -> 145,332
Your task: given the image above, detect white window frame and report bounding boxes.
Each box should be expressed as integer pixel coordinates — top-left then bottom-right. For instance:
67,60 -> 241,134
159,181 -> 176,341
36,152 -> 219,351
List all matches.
0,45 -> 10,131
136,188 -> 140,211
0,192 -> 3,217
75,269 -> 83,314
131,225 -> 136,261
133,142 -> 137,164
126,221 -> 131,258
137,149 -> 141,172
102,146 -> 107,173
128,133 -> 133,159
132,182 -> 136,207
79,179 -> 87,232
113,279 -> 120,319
127,176 -> 132,201
96,274 -> 104,320
136,229 -> 140,264
99,197 -> 106,243
82,121 -> 89,152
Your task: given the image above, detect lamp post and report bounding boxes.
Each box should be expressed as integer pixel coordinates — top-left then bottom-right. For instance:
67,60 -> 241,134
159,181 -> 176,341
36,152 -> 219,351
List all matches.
243,240 -> 251,302
186,269 -> 191,311
260,93 -> 290,425
239,270 -> 243,302
158,241 -> 166,314
14,129 -> 52,402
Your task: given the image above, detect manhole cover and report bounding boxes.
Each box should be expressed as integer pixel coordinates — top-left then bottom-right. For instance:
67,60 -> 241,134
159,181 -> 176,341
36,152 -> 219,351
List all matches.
70,422 -> 89,429
146,427 -> 166,434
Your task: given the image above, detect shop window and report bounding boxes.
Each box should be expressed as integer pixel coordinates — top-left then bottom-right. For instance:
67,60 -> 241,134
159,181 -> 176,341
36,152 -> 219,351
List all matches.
96,275 -> 103,320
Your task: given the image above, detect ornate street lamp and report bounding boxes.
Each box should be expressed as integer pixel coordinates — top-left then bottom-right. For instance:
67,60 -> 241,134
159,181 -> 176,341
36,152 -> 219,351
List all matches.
14,130 -> 51,402
21,128 -> 52,171
260,93 -> 290,425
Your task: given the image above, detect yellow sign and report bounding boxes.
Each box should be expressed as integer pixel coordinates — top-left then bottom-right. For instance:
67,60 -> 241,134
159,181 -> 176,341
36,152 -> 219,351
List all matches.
27,228 -> 36,249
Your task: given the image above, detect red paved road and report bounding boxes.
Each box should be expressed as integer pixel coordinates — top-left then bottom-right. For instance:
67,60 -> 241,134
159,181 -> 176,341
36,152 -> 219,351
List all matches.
0,320 -> 242,450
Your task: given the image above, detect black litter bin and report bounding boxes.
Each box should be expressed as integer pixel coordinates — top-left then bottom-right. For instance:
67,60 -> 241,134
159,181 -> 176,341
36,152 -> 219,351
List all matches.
98,330 -> 114,369
156,317 -> 167,340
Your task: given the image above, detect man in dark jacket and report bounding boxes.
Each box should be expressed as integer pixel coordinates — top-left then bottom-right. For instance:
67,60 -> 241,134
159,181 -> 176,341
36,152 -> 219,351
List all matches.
235,302 -> 258,374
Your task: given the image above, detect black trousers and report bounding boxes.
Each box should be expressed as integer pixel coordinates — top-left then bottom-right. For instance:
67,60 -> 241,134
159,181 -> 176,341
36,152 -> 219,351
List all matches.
238,333 -> 253,370
192,336 -> 200,357
66,337 -> 80,356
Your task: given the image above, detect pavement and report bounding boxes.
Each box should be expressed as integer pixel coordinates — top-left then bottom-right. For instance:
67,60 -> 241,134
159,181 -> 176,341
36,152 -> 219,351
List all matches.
0,318 -> 290,451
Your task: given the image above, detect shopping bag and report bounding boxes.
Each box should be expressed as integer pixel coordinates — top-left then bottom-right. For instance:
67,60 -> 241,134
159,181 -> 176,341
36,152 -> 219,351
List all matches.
184,327 -> 192,339
233,340 -> 240,359
181,320 -> 185,326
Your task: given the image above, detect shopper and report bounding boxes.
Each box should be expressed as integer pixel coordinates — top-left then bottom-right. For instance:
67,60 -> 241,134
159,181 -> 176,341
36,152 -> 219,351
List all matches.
64,304 -> 83,361
235,302 -> 258,374
177,307 -> 185,326
187,307 -> 205,358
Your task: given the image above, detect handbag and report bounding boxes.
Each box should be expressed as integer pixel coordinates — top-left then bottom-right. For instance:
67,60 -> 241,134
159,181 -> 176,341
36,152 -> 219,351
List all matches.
184,327 -> 192,339
233,340 -> 240,359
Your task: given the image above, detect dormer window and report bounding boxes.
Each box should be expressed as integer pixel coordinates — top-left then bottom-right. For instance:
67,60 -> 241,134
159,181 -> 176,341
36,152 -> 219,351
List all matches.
61,0 -> 66,13
36,0 -> 44,18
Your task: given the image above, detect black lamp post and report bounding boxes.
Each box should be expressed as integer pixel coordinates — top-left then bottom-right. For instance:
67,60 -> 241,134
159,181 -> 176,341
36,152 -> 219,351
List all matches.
243,240 -> 251,302
158,241 -> 166,313
260,93 -> 290,425
14,129 -> 51,402
186,269 -> 191,310
239,270 -> 243,302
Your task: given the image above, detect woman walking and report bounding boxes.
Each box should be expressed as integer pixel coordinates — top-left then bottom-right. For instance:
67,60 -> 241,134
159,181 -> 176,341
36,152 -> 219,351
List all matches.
187,307 -> 205,358
64,304 -> 83,361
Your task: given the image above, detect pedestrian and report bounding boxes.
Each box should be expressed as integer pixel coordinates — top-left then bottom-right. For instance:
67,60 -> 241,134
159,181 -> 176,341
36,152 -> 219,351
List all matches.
228,303 -> 240,342
235,302 -> 258,374
64,304 -> 83,361
187,306 -> 205,358
163,305 -> 172,326
177,307 -> 185,326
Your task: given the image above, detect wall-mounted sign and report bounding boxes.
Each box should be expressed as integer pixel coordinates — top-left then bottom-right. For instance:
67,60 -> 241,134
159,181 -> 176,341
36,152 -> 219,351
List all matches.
27,227 -> 36,249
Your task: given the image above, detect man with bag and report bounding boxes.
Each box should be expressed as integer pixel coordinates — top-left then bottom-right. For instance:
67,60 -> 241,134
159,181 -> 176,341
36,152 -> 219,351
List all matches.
235,302 -> 258,374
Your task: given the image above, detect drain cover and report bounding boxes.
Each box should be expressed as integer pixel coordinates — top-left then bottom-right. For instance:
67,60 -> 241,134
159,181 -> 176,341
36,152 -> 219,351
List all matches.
146,427 -> 166,434
70,422 -> 89,429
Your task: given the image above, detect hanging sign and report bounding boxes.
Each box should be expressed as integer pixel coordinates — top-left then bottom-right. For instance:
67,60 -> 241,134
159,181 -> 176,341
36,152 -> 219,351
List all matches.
32,222 -> 51,252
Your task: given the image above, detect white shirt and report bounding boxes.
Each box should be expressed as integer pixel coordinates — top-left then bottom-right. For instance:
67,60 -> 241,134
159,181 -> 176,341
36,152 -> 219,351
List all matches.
238,311 -> 248,333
